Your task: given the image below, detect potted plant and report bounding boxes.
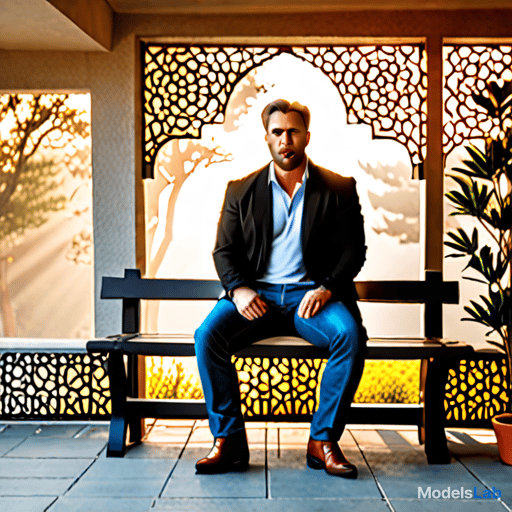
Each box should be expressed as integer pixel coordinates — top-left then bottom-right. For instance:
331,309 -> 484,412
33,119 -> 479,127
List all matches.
444,80 -> 511,464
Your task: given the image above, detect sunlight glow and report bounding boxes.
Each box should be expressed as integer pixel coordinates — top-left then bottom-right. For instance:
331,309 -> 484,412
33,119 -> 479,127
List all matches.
143,50 -> 422,336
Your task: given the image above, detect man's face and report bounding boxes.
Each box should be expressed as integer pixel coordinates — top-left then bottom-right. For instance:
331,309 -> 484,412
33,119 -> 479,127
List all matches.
265,110 -> 310,171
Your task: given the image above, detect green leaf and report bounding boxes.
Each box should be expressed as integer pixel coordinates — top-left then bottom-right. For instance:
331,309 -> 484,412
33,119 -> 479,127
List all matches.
464,254 -> 483,275
500,92 -> 512,114
446,175 -> 493,217
446,190 -> 474,215
463,302 -> 499,335
460,145 -> 495,180
444,250 -> 467,258
495,252 -> 508,281
462,276 -> 489,285
466,144 -> 488,168
444,228 -> 478,255
472,91 -> 497,116
490,81 -> 504,104
449,166 -> 483,180
489,285 -> 505,313
447,80 -> 512,351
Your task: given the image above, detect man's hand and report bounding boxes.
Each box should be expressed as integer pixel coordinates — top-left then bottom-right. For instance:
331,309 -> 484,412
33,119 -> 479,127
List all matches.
297,286 -> 332,319
232,286 -> 269,321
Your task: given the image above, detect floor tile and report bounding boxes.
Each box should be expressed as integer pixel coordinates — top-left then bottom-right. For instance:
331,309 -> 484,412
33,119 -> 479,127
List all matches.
162,473 -> 266,499
0,477 -> 74,496
0,496 -> 56,512
144,425 -> 193,444
65,477 -> 165,497
362,446 -> 464,476
5,437 -> 106,458
185,426 -> 214,447
376,473 -> 483,500
162,454 -> 266,498
83,458 -> 173,480
459,455 -> 512,481
396,429 -> 423,447
150,498 -> 390,512
458,456 -> 512,505
377,429 -> 420,447
269,466 -> 381,499
0,425 -> 39,438
267,446 -> 307,469
0,421 -> 508,510
48,497 -> 153,512
76,424 -> 110,439
32,425 -> 86,438
122,442 -> 184,459
272,426 -> 310,448
391,498 -> 506,511
350,429 -> 390,449
0,438 -> 25,456
0,458 -> 90,478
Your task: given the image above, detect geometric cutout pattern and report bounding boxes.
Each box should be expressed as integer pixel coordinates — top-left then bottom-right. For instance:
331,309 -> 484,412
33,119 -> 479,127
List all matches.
2,351 -> 506,425
445,354 -> 509,425
444,45 -> 512,156
294,45 -> 427,169
235,357 -> 324,417
142,44 -> 427,178
0,352 -> 110,420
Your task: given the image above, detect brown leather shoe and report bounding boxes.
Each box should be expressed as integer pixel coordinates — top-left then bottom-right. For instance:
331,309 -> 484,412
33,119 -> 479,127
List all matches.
195,431 -> 249,474
307,437 -> 357,478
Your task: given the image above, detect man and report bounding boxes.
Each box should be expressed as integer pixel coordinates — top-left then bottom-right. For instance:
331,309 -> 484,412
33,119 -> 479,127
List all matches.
194,99 -> 367,478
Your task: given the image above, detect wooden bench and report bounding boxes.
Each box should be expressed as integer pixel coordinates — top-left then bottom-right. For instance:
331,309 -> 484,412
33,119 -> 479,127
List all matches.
87,268 -> 474,463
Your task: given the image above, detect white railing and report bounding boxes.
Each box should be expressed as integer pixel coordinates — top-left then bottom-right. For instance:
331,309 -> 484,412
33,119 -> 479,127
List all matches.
0,338 -> 88,353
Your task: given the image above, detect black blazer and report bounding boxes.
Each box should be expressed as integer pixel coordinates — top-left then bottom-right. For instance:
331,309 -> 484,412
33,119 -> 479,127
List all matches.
213,161 -> 367,308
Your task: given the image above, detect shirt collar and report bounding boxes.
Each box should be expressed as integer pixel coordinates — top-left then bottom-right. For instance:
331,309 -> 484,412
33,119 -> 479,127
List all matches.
268,159 -> 309,186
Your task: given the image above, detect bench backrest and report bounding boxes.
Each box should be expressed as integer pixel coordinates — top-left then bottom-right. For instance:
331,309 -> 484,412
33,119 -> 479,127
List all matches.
102,268 -> 458,338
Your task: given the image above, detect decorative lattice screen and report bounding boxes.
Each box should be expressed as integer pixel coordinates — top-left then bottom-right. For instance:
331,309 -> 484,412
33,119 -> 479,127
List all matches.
142,44 -> 427,178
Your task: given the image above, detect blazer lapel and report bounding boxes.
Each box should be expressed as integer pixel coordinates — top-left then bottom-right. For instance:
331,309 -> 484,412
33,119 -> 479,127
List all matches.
302,162 -> 324,252
252,165 -> 273,266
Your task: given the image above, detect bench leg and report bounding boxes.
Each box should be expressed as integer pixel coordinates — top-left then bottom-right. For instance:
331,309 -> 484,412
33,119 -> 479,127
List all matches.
423,358 -> 451,464
127,354 -> 144,445
106,352 -> 129,457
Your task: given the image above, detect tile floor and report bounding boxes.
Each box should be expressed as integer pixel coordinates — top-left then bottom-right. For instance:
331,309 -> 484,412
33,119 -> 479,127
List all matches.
0,420 -> 510,512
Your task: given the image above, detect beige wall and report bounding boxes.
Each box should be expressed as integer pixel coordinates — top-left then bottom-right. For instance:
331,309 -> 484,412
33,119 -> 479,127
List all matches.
0,39 -> 135,336
1,10 -> 512,336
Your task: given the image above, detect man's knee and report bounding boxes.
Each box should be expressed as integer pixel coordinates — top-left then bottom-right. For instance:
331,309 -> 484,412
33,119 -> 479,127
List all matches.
194,321 -> 215,360
329,312 -> 365,359
195,300 -> 233,354
195,313 -> 235,363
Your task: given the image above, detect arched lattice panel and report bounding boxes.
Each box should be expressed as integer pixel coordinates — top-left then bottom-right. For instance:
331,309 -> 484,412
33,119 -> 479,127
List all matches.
142,43 -> 427,178
444,45 -> 512,157
293,46 -> 427,170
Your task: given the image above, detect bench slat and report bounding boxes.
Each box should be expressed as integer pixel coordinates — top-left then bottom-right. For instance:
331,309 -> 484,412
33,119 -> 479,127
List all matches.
101,274 -> 224,300
101,269 -> 459,304
87,334 -> 473,360
124,398 -> 423,425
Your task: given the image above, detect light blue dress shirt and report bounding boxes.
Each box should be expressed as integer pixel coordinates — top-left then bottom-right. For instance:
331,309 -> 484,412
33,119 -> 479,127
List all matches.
258,162 -> 314,284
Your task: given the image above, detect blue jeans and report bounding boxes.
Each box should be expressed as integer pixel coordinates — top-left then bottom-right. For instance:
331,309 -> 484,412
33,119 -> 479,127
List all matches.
194,282 -> 366,441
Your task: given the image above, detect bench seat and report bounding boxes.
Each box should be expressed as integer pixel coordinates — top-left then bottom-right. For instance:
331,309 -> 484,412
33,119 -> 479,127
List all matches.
88,333 -> 471,359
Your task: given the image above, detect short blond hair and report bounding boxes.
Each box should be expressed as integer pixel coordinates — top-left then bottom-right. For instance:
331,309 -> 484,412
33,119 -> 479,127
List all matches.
261,99 -> 310,131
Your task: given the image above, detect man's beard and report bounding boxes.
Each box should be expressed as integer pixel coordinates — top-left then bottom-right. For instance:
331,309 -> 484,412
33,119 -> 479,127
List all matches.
270,147 -> 305,171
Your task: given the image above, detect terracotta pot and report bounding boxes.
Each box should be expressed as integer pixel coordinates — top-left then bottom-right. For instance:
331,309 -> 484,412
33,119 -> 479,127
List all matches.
492,413 -> 512,465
